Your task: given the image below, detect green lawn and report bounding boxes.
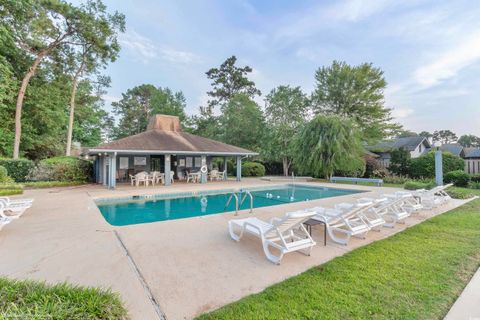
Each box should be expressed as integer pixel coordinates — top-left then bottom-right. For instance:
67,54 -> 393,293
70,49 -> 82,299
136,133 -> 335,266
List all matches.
198,189 -> 480,319
0,278 -> 127,319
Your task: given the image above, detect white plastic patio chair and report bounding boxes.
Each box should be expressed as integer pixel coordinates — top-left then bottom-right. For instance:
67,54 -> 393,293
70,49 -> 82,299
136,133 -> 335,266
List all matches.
309,203 -> 372,245
414,183 -> 453,209
0,216 -> 11,231
134,172 -> 149,187
209,169 -> 219,181
382,191 -> 423,213
228,210 -> 317,264
359,196 -> 410,228
0,198 -> 32,217
334,200 -> 386,230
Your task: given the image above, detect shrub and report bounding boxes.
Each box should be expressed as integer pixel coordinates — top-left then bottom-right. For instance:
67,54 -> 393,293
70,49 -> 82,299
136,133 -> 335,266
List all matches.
471,174 -> 480,183
404,180 -> 436,190
28,156 -> 93,182
469,182 -> 480,190
444,170 -> 470,187
0,158 -> 35,182
383,175 -> 410,185
241,162 -> 266,177
388,148 -> 411,176
410,151 -> 465,178
0,165 -> 13,184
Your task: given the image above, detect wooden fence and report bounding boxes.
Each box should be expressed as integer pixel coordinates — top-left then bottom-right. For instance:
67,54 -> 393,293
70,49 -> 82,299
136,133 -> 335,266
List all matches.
465,159 -> 480,175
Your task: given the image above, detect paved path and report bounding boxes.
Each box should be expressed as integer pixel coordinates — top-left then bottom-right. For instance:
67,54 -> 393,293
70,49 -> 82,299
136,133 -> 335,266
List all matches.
445,268 -> 480,320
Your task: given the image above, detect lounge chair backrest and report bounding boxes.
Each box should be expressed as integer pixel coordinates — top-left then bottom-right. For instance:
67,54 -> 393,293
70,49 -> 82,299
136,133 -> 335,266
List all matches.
270,211 -> 316,235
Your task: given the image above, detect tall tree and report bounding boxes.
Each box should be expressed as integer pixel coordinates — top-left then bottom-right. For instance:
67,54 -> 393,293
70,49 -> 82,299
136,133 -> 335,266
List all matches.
311,61 -> 400,143
64,0 -> 125,155
458,134 -> 480,148
1,0 -> 123,159
112,84 -> 188,139
294,115 -> 365,179
432,130 -> 457,144
205,55 -> 261,111
221,94 -> 264,151
263,85 -> 309,176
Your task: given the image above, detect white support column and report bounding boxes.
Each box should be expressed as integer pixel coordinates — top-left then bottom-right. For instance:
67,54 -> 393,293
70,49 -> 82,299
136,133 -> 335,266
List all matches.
164,154 -> 171,186
201,155 -> 207,183
236,156 -> 242,182
102,155 -> 108,186
223,156 -> 228,181
109,152 -> 117,189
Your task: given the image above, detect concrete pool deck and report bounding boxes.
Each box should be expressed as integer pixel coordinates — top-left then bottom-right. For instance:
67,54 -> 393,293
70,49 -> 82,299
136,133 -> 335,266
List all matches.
0,179 -> 469,319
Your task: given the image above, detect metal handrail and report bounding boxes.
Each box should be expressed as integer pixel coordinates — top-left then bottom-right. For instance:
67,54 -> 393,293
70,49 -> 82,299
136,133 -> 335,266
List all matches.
239,190 -> 253,213
224,193 -> 239,215
225,190 -> 253,215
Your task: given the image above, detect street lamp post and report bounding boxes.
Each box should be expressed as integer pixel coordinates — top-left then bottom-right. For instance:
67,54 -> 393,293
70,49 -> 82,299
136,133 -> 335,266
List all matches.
434,142 -> 443,186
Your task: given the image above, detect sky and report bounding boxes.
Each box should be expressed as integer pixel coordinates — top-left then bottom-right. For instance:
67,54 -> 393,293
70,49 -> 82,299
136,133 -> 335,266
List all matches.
98,0 -> 480,136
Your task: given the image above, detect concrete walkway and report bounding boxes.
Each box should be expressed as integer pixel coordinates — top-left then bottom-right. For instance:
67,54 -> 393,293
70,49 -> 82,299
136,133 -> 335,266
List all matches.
445,268 -> 480,320
0,180 -> 469,319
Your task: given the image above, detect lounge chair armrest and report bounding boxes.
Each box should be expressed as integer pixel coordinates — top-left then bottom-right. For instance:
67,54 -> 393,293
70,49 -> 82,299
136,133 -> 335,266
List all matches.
269,217 -> 283,225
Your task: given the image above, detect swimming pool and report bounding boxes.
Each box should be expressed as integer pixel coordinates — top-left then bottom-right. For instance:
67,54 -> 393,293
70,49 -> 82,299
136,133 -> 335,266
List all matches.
95,184 -> 364,226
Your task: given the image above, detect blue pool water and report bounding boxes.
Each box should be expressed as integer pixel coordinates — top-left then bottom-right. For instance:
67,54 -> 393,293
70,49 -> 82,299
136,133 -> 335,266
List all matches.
96,184 -> 363,226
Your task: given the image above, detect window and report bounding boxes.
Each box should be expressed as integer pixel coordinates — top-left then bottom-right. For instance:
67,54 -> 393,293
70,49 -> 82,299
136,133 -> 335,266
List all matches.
186,157 -> 193,167
194,157 -> 202,167
418,144 -> 422,153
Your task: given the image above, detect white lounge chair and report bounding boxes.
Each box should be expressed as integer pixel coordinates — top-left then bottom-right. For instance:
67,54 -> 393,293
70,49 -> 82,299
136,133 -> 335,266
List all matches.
334,200 -> 386,230
310,203 -> 372,245
228,210 -> 317,264
359,197 -> 410,228
0,196 -> 33,205
414,184 -> 453,209
0,198 -> 31,217
383,191 -> 423,213
0,216 -> 11,231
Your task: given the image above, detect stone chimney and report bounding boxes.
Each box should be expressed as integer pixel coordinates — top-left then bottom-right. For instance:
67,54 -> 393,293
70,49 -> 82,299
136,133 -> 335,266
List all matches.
146,114 -> 182,132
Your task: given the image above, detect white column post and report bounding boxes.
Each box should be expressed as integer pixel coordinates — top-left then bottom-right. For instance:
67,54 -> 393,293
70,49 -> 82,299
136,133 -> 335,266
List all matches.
109,152 -> 117,189
223,156 -> 228,181
201,155 -> 207,183
164,154 -> 171,186
236,156 -> 242,182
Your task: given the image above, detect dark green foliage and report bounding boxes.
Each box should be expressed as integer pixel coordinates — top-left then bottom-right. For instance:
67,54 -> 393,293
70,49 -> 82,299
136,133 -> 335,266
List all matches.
404,180 -> 436,190
388,148 -> 411,176
432,130 -> 458,144
197,197 -> 480,320
0,158 -> 34,182
221,94 -> 265,151
32,156 -> 93,182
0,165 -> 13,183
241,162 -> 265,177
444,170 -> 470,187
294,115 -> 365,179
205,55 -> 261,110
311,61 -> 401,142
470,174 -> 480,183
410,151 -> 465,178
111,84 -> 188,139
0,277 -> 127,319
458,134 -> 480,148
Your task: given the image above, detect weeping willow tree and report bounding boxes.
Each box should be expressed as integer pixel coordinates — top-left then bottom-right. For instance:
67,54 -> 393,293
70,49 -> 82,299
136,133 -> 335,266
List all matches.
294,115 -> 365,179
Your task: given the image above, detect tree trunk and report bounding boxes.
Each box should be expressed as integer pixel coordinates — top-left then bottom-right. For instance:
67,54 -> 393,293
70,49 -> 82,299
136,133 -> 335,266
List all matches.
65,76 -> 79,156
13,52 -> 47,159
282,157 -> 289,176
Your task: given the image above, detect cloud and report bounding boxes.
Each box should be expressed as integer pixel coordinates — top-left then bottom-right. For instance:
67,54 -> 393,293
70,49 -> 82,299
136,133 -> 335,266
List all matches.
413,32 -> 480,88
119,30 -> 198,64
391,107 -> 414,119
328,0 -> 393,22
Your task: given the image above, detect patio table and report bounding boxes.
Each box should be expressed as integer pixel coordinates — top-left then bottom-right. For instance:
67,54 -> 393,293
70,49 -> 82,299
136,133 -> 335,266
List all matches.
303,219 -> 327,246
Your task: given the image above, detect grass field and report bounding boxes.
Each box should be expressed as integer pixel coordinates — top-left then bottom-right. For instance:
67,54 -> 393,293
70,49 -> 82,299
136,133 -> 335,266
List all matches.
0,278 -> 127,320
198,189 -> 480,319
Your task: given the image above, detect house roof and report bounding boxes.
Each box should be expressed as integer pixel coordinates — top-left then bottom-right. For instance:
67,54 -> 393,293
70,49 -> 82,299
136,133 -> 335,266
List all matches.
464,147 -> 480,158
440,143 -> 464,156
368,136 -> 430,152
88,130 -> 256,156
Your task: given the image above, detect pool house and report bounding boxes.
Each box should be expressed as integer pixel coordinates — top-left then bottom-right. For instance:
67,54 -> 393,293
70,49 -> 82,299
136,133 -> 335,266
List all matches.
85,114 -> 257,189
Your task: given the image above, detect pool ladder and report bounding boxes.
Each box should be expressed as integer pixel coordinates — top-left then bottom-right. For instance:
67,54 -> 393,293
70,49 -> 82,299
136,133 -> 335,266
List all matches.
224,190 -> 253,215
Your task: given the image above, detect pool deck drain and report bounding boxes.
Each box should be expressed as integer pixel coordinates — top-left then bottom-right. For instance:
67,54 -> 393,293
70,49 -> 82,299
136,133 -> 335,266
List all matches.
114,231 -> 166,320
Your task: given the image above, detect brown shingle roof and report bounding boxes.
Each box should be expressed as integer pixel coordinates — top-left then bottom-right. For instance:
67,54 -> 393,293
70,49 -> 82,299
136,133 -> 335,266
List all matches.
89,129 -> 256,155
